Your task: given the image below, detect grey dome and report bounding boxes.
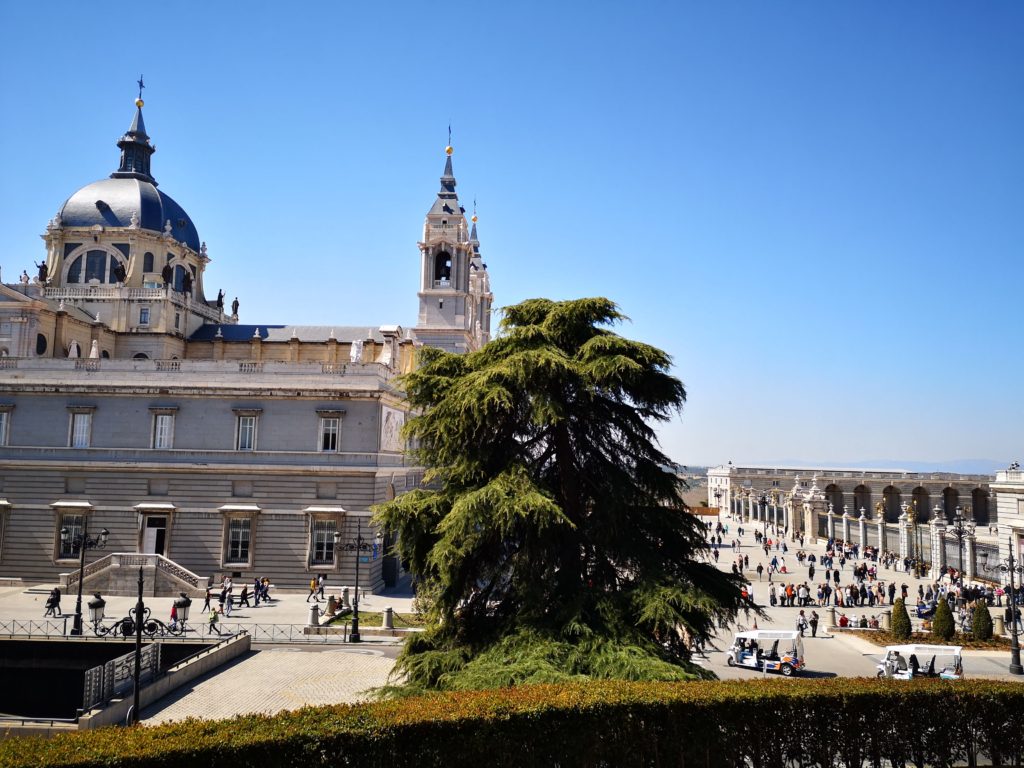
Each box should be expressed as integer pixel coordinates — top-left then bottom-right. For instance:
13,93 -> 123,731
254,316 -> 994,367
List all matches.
59,177 -> 201,252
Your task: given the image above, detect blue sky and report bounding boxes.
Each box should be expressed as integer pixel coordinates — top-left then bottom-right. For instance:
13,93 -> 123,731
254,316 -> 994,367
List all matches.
1,2 -> 1021,469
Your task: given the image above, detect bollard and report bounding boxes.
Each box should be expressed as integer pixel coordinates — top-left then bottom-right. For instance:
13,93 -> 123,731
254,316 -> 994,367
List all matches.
994,615 -> 1005,636
826,606 -> 836,629
880,610 -> 891,631
342,587 -> 350,609
308,603 -> 320,627
326,595 -> 337,615
382,606 -> 394,629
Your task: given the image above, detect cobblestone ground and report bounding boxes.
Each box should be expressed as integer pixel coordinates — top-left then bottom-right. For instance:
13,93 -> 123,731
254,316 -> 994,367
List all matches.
142,648 -> 396,724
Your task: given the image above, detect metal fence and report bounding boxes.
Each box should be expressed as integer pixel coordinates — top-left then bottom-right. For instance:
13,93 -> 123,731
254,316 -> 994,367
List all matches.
0,618 -> 353,644
82,643 -> 160,711
213,622 -> 350,643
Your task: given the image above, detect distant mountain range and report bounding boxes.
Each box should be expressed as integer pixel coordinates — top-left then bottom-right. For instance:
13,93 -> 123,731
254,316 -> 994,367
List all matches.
677,459 -> 1009,475
751,458 -> 1006,475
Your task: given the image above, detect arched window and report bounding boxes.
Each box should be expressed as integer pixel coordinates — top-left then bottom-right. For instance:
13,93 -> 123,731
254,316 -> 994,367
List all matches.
143,252 -> 155,273
36,334 -> 48,355
173,265 -> 187,293
434,251 -> 452,284
133,353 -> 150,360
65,249 -> 126,285
100,350 -> 110,359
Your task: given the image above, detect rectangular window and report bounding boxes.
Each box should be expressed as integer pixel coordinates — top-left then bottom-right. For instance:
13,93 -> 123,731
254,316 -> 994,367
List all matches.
226,518 -> 251,564
70,413 -> 92,448
311,519 -> 337,565
59,513 -> 84,559
236,416 -> 257,451
174,313 -> 181,330
152,414 -> 174,449
0,411 -> 8,446
139,307 -> 150,326
319,417 -> 340,452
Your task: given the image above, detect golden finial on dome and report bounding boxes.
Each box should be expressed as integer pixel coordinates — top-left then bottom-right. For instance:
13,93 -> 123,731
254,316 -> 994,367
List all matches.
471,215 -> 478,223
135,98 -> 145,108
445,145 -> 453,156
136,75 -> 146,108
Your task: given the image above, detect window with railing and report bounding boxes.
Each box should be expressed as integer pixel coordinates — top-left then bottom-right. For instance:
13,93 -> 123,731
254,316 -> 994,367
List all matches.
310,519 -> 337,566
58,514 -> 84,559
225,518 -> 251,564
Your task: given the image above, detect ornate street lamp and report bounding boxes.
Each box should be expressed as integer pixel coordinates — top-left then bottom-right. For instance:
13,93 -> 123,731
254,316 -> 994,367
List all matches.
983,539 -> 1024,676
947,505 -> 975,580
335,519 -> 383,643
758,492 -> 769,538
713,488 -> 722,510
60,522 -> 109,636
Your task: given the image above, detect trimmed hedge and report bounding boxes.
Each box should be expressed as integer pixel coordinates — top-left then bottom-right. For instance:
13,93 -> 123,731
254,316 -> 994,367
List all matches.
973,602 -> 994,641
2,679 -> 1023,768
891,597 -> 912,639
933,597 -> 955,641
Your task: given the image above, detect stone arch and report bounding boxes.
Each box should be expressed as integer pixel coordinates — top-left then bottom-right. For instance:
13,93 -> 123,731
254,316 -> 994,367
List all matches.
62,245 -> 127,285
825,484 -> 844,515
971,488 -> 990,525
133,352 -> 150,360
853,485 -> 872,518
433,251 -> 452,283
911,487 -> 931,523
882,485 -> 902,523
943,487 -> 960,523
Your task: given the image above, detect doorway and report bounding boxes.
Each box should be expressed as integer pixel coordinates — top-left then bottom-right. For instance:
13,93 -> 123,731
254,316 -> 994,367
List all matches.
142,516 -> 167,556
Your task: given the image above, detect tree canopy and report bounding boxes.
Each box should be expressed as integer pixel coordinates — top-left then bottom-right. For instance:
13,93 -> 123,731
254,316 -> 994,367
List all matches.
375,297 -> 745,693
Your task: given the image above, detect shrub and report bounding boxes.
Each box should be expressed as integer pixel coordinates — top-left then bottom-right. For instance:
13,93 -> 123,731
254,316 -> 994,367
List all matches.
891,597 -> 911,639
973,601 -> 994,640
932,597 -> 955,641
1,679 -> 1022,768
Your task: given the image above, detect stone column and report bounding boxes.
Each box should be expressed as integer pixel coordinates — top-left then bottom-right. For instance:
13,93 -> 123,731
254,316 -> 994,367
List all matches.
826,505 -> 835,540
965,534 -> 977,581
858,511 -> 867,549
876,516 -> 887,554
746,494 -> 753,523
773,503 -> 779,529
841,507 -> 851,544
931,519 -> 946,575
898,511 -> 910,562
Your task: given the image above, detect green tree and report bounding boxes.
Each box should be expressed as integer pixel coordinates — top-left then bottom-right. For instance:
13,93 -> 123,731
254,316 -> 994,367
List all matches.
932,597 -> 955,641
891,598 -> 912,640
376,298 -> 745,693
972,601 -> 993,640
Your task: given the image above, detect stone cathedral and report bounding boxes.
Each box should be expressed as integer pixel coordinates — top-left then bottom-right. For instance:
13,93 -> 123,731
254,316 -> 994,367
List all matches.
0,87 -> 494,594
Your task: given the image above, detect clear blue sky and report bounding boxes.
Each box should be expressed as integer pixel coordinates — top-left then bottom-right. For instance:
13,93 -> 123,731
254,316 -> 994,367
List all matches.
1,2 -> 1021,470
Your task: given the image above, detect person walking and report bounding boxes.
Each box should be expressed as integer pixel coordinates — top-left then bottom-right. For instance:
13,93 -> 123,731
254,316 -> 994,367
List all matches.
44,587 -> 60,617
756,563 -> 764,581
317,574 -> 326,600
809,610 -> 820,638
307,576 -> 319,603
238,584 -> 251,608
203,585 -> 212,612
170,603 -> 179,631
796,610 -> 808,637
208,608 -> 220,635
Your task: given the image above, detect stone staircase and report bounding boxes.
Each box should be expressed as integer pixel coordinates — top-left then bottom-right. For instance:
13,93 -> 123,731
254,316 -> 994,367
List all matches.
60,553 -> 207,598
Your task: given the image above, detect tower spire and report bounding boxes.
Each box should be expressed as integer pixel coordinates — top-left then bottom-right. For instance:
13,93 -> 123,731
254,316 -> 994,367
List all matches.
429,143 -> 460,216
111,80 -> 156,184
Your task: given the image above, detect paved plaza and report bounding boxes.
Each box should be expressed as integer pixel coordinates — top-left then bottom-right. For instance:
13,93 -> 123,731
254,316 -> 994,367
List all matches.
141,647 -> 397,724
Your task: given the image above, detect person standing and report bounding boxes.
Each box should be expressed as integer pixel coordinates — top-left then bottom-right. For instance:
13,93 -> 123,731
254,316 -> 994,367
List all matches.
170,603 -> 179,630
796,610 -> 808,637
307,575 -> 319,603
809,610 -> 820,638
317,574 -> 326,600
756,563 -> 764,581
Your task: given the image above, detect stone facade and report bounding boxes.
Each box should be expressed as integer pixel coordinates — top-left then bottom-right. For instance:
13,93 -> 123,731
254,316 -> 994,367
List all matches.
0,92 -> 492,594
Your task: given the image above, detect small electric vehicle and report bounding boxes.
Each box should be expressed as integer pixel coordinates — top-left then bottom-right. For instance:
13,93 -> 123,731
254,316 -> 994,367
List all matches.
876,644 -> 963,680
726,629 -> 806,676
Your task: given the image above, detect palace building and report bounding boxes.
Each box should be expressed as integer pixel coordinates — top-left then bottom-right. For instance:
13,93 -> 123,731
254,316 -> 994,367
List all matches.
0,89 -> 493,595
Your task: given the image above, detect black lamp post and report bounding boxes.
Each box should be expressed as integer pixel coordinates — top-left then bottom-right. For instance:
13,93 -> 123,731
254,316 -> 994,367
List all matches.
948,505 -> 975,581
60,521 -> 109,636
335,519 -> 382,643
713,488 -> 722,511
983,538 -> 1024,676
758,492 -> 768,538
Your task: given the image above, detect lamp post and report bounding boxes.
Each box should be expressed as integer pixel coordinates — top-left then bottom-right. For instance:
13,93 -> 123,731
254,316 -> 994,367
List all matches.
60,521 -> 109,636
713,488 -> 722,512
758,492 -> 768,538
948,505 -> 975,581
983,538 -> 1024,676
334,519 -> 382,643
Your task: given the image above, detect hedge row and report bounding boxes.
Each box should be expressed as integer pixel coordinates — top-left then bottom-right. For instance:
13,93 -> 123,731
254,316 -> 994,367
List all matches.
2,678 -> 1023,768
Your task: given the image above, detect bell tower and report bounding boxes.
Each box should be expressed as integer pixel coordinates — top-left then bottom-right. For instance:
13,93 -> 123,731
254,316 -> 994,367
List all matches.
414,145 -> 479,353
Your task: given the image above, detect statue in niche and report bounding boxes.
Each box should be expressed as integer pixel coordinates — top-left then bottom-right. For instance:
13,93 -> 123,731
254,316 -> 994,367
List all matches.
349,339 -> 363,363
34,260 -> 48,283
161,262 -> 173,286
231,297 -> 239,316
67,340 -> 81,358
216,289 -> 224,310
89,340 -> 99,359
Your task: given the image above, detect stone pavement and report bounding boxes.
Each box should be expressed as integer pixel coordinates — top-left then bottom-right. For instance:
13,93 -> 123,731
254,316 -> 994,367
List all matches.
141,647 -> 397,724
0,575 -> 417,642
698,512 -> 1024,681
